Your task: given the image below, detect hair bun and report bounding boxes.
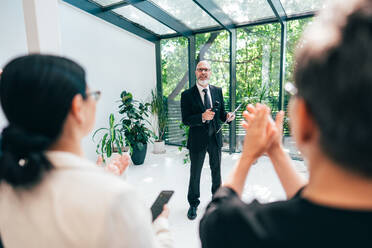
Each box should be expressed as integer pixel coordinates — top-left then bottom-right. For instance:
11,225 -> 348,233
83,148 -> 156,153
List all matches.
0,150 -> 51,187
1,125 -> 51,156
0,125 -> 52,187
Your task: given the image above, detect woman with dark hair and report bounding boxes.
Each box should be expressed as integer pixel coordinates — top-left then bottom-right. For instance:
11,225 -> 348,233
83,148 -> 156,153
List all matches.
0,54 -> 172,247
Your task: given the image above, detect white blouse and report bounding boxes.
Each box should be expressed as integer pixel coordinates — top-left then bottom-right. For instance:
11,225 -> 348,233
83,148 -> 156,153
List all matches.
0,151 -> 172,248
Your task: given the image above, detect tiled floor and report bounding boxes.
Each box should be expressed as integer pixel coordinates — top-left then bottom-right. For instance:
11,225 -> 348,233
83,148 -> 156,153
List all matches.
125,145 -> 307,248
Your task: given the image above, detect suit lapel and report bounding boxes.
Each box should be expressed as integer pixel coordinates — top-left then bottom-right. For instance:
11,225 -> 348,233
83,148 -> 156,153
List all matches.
209,85 -> 216,107
209,85 -> 218,126
192,85 -> 205,111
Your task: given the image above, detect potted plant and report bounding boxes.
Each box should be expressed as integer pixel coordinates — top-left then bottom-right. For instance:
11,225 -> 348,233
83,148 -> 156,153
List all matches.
92,113 -> 125,163
119,91 -> 153,165
150,90 -> 168,154
178,122 -> 190,164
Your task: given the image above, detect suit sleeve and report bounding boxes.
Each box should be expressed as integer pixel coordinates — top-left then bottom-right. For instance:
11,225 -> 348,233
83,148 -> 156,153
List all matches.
181,91 -> 204,127
219,89 -> 228,123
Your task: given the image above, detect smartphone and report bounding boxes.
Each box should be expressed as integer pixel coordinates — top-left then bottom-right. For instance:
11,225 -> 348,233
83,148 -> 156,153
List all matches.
151,190 -> 174,221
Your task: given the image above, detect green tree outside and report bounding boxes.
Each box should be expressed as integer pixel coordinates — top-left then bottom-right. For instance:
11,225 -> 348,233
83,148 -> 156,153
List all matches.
161,18 -> 313,151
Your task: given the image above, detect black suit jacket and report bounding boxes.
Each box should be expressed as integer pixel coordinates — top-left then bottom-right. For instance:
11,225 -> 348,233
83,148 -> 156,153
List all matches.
181,85 -> 228,152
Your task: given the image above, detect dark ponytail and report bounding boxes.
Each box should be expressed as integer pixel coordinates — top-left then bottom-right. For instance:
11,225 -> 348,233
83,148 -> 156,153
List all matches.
0,125 -> 51,187
0,54 -> 87,187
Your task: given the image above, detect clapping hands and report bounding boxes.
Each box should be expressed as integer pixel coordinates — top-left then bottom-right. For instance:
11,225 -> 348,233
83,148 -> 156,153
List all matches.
240,103 -> 284,161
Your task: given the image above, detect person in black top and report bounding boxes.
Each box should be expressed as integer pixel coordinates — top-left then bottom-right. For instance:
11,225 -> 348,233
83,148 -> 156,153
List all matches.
181,60 -> 235,220
200,0 -> 372,247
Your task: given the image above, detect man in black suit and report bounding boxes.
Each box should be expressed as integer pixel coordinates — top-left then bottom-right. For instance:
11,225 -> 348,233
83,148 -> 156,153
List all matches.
181,60 -> 235,220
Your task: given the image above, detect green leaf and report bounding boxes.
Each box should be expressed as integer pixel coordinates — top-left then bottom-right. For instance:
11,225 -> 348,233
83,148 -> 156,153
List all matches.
92,128 -> 109,141
112,129 -> 116,142
109,113 -> 115,128
106,140 -> 112,158
115,140 -> 122,155
101,133 -> 108,155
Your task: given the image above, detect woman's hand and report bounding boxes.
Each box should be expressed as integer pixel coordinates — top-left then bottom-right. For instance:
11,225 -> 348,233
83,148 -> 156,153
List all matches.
105,163 -> 121,175
110,153 -> 130,174
96,153 -> 130,176
156,205 -> 169,220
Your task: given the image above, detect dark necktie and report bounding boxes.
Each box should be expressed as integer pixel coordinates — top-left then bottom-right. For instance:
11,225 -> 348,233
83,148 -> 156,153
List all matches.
203,88 -> 214,136
203,88 -> 211,110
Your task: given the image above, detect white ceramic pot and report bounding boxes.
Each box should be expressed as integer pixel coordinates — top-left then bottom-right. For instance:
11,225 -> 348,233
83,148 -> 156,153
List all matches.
153,141 -> 166,154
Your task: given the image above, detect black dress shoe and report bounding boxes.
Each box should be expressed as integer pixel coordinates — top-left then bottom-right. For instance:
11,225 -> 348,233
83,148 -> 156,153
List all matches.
187,206 -> 197,220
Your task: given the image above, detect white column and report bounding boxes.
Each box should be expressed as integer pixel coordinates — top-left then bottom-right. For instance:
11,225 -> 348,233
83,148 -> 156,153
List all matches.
22,0 -> 61,55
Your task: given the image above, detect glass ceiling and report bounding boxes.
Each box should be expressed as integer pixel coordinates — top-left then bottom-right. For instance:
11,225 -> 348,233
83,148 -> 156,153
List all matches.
281,0 -> 326,16
212,0 -> 276,24
114,5 -> 176,35
149,0 -> 219,30
85,0 -> 325,39
93,0 -> 122,7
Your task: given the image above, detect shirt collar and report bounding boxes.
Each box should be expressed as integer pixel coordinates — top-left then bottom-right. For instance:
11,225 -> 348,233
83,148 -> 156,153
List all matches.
196,83 -> 210,94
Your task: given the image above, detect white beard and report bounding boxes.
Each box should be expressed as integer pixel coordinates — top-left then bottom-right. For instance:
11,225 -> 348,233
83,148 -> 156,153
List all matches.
197,79 -> 209,87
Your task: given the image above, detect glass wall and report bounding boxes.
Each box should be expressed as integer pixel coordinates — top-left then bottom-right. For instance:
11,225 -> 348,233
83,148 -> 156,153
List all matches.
283,18 -> 313,159
161,37 -> 188,145
160,17 -> 313,157
235,23 -> 281,152
285,18 -> 313,96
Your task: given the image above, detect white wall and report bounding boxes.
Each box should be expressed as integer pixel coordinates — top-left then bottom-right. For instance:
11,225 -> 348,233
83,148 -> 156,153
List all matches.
0,0 -> 157,160
0,0 -> 28,128
59,2 -> 157,160
0,1 -> 28,67
22,0 -> 62,54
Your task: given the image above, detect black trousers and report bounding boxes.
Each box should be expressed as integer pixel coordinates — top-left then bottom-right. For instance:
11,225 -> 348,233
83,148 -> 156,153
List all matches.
187,134 -> 222,207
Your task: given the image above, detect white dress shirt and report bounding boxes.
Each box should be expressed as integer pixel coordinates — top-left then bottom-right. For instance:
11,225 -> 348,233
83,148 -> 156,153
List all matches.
196,83 -> 212,107
197,83 -> 213,123
0,151 -> 172,248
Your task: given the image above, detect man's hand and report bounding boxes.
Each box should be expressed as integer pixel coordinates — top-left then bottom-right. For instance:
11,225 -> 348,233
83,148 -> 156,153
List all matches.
267,110 -> 285,156
202,109 -> 215,121
244,105 -> 284,156
240,104 -> 277,161
226,112 -> 236,122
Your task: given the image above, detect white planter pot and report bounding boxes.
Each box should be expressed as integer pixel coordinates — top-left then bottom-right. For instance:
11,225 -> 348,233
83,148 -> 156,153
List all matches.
153,141 -> 166,154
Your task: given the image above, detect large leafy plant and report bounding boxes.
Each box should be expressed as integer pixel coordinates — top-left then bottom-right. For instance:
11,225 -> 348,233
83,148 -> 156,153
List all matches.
92,113 -> 125,162
150,90 -> 168,142
119,91 -> 153,153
